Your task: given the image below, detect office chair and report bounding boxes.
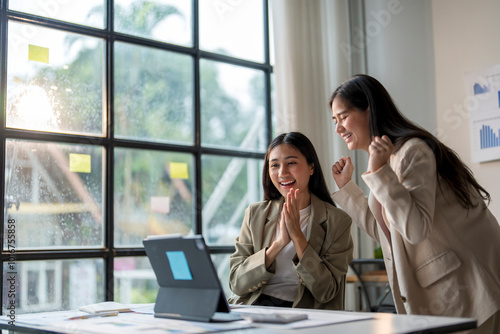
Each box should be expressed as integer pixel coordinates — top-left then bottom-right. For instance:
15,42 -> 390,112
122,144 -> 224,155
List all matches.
349,259 -> 396,313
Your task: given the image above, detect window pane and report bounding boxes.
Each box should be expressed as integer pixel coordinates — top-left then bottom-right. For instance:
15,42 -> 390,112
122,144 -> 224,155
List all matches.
114,148 -> 194,247
2,259 -> 104,314
9,1 -> 105,29
202,155 -> 263,246
114,42 -> 193,144
200,60 -> 266,151
199,0 -> 264,62
6,22 -> 105,136
211,253 -> 232,298
114,257 -> 158,304
271,73 -> 278,139
4,140 -> 104,250
114,0 -> 192,47
269,1 -> 275,66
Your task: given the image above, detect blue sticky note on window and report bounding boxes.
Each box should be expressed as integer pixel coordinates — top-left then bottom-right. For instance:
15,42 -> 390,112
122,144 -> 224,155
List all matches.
166,251 -> 192,280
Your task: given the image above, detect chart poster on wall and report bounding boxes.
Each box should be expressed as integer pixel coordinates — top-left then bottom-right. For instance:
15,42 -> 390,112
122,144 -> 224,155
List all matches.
465,64 -> 500,163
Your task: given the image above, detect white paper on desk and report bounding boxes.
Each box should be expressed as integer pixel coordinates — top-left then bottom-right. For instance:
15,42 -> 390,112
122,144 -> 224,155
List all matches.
1,310 -> 79,326
46,312 -> 252,334
118,312 -> 251,332
129,303 -> 155,314
79,301 -> 131,314
235,308 -> 373,329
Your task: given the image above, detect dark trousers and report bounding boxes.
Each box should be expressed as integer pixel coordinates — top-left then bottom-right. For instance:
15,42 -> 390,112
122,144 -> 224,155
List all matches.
253,294 -> 293,308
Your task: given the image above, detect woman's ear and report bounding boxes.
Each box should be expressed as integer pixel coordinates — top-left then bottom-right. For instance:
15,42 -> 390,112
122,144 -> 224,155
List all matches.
310,164 -> 314,175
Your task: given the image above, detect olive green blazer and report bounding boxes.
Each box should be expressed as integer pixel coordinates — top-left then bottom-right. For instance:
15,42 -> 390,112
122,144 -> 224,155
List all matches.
228,194 -> 353,310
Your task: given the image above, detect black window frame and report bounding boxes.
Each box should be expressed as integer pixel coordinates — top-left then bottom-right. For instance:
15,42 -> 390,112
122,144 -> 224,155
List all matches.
0,0 -> 273,306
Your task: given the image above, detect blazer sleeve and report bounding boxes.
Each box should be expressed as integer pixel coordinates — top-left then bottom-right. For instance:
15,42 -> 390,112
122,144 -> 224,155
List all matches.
229,205 -> 274,296
293,212 -> 353,304
332,180 -> 381,243
362,139 -> 436,244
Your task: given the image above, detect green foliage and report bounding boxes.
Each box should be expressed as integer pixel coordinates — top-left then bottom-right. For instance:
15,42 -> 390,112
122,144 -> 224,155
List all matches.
113,42 -> 193,143
34,45 -> 104,134
24,0 -> 265,244
200,61 -> 257,147
114,1 -> 181,36
374,244 -> 383,259
130,287 -> 157,304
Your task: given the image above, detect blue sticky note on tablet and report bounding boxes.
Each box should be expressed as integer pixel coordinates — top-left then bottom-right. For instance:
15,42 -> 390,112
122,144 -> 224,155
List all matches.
166,251 -> 193,280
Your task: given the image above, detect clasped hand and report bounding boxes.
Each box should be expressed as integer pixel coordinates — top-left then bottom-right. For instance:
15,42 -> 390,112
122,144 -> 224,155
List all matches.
276,188 -> 301,247
266,188 -> 308,267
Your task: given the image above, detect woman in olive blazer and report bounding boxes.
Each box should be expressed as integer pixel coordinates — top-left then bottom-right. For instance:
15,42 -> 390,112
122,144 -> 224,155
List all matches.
228,132 -> 353,310
229,193 -> 353,309
330,75 -> 500,333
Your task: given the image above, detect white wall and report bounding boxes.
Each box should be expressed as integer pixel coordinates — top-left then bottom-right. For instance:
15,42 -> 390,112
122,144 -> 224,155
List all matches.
340,0 -> 499,311
361,0 -> 499,220
349,0 -> 436,259
432,0 -> 500,221
364,0 -> 436,131
356,0 -> 436,200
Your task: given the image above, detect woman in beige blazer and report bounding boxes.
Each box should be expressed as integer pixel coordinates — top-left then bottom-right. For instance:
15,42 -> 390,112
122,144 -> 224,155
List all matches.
330,74 -> 500,333
228,132 -> 353,309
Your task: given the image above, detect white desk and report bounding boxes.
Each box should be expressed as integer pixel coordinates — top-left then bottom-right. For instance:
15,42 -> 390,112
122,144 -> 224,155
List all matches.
0,305 -> 476,334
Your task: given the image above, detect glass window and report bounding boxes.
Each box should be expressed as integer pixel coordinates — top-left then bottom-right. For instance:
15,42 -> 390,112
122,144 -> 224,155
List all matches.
200,60 -> 266,151
211,253 -> 232,298
271,74 -> 278,139
8,1 -> 105,29
114,148 -> 194,247
114,257 -> 158,304
199,0 -> 264,63
114,0 -> 192,47
4,140 -> 104,250
269,1 -> 275,66
114,42 -> 193,144
6,22 -> 105,136
1,0 -> 271,310
2,259 -> 104,314
202,155 -> 263,246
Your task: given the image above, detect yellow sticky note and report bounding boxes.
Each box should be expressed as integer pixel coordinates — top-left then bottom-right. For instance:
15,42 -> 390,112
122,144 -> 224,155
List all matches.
170,162 -> 188,179
69,154 -> 91,173
28,44 -> 49,64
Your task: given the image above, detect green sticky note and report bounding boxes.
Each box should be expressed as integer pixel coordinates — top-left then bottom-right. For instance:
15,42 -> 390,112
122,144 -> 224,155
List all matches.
28,44 -> 49,64
69,154 -> 91,173
170,162 -> 188,179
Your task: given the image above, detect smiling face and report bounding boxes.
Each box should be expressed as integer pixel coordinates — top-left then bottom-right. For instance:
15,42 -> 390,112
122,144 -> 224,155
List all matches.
268,143 -> 313,208
331,97 -> 371,152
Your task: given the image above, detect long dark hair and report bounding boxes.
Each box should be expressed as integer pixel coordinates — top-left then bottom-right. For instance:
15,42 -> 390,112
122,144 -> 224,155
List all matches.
329,74 -> 490,208
262,132 -> 335,207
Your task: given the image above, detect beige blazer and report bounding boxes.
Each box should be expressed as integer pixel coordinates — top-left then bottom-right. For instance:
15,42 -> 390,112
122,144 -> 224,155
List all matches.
333,138 -> 500,325
228,194 -> 353,310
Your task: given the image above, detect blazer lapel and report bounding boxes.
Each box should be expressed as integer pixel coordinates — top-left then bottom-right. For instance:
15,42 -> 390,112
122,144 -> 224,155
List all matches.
306,194 -> 327,255
262,198 -> 283,248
